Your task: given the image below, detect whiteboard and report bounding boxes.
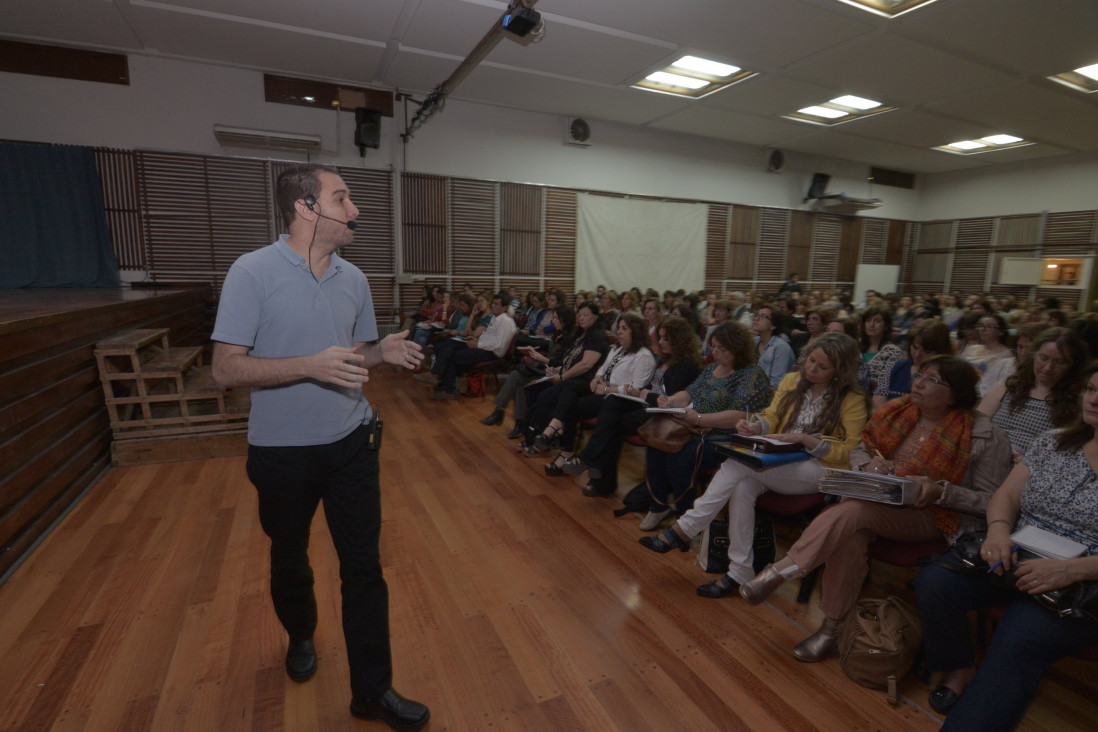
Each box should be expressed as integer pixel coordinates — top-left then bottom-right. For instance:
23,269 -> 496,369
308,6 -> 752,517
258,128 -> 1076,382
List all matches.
853,264 -> 900,302
999,257 -> 1042,286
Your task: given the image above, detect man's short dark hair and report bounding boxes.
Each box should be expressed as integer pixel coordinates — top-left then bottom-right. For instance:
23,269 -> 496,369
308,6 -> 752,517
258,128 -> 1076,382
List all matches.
276,164 -> 337,229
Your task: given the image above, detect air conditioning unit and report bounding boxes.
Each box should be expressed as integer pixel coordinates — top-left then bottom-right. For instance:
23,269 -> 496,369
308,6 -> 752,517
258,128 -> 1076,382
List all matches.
817,194 -> 883,214
213,125 -> 322,154
565,117 -> 591,146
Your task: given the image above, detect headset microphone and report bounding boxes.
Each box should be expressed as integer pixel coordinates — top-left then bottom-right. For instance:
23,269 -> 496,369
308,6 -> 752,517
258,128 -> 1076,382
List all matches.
303,195 -> 357,230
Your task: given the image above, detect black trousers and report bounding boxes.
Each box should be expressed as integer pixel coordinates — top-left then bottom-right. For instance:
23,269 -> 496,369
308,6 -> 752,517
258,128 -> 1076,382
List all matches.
247,422 -> 392,699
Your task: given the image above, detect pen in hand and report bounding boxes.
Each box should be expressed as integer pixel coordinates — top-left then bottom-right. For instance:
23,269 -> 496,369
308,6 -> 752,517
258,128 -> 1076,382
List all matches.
986,545 -> 1020,574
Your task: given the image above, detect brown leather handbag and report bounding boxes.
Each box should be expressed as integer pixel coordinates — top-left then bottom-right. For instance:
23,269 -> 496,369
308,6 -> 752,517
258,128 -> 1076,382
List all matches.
637,414 -> 705,453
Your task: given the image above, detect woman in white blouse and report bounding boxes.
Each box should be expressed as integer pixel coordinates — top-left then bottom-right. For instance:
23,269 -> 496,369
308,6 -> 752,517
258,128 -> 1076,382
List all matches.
530,313 -> 657,475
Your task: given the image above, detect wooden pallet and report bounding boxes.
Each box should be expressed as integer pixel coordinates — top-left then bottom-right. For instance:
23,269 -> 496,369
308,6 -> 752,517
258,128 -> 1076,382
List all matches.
95,328 -> 249,446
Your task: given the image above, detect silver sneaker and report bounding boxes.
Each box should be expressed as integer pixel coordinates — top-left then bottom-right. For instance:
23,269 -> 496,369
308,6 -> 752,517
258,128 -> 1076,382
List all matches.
638,509 -> 672,531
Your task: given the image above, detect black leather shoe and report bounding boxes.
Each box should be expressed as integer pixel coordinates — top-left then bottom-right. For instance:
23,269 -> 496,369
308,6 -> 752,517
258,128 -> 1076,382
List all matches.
480,408 -> 504,426
638,528 -> 689,553
351,688 -> 430,731
507,421 -> 525,439
697,576 -> 740,598
285,636 -> 317,682
928,684 -> 961,715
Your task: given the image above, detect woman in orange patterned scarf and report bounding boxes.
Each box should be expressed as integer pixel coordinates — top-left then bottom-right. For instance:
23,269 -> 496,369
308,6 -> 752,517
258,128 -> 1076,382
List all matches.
738,356 -> 1013,663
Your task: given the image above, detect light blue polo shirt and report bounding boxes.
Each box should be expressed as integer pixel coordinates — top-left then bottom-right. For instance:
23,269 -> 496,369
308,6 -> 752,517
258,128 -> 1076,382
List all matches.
212,236 -> 378,446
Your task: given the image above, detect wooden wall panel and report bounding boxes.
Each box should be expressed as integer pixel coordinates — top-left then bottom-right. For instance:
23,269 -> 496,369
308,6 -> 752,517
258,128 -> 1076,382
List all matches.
450,179 -> 498,284
809,214 -> 842,286
950,218 -> 995,293
544,189 -> 576,294
859,218 -> 889,265
500,183 -> 542,277
401,173 -> 447,275
705,205 -> 729,294
756,208 -> 791,285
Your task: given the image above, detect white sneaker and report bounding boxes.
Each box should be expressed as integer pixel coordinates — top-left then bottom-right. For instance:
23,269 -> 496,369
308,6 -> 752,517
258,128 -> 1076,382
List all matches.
638,509 -> 672,531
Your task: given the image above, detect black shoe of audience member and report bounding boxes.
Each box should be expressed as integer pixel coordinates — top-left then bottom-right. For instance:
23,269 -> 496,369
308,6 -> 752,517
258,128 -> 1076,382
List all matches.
480,408 -> 504,426
929,685 -> 962,715
285,636 -> 317,682
507,420 -> 525,439
350,688 -> 430,731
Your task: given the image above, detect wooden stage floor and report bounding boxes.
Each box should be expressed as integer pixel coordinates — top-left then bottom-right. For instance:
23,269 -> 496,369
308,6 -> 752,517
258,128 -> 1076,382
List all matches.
1,367 -> 1094,731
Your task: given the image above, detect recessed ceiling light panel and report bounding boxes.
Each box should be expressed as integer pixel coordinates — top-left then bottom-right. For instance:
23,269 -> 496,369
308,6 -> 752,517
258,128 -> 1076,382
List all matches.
632,54 -> 756,99
934,134 -> 1032,155
672,55 -> 739,77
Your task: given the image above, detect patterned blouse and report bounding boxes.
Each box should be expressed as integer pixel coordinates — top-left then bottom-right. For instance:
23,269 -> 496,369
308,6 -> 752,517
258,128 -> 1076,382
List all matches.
866,343 -> 905,397
686,363 -> 773,439
991,392 -> 1054,456
1019,432 -> 1098,555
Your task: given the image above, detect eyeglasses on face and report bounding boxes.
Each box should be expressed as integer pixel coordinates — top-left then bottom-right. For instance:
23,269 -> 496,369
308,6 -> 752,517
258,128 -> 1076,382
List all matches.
911,371 -> 949,388
752,313 -> 771,321
1034,352 -> 1070,369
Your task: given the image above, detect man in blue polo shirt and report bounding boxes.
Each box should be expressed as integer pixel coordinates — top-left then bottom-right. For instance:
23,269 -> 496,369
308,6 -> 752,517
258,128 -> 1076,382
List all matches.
212,164 -> 429,731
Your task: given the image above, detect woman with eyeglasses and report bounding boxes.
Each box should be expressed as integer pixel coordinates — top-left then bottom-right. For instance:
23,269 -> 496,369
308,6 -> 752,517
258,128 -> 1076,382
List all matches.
977,327 -> 1087,458
752,305 -> 796,390
640,333 -> 868,599
640,322 -> 772,531
873,320 -> 954,410
968,313 -> 1016,396
739,356 -> 1012,662
914,363 -> 1098,729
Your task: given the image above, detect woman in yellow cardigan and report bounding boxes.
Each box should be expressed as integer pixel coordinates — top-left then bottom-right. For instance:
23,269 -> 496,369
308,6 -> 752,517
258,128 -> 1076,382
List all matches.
640,332 -> 869,598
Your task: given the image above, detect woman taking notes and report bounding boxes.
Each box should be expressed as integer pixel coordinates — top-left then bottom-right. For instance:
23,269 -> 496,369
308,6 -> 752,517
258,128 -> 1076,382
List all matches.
639,333 -> 868,598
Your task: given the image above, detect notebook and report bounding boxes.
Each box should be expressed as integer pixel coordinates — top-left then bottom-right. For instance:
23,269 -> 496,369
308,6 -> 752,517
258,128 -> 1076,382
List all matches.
1010,524 -> 1087,560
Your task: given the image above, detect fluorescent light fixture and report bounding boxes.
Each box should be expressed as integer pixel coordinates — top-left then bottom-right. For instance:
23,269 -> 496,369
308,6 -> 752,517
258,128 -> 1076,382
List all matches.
1048,264 -> 1058,268
798,105 -> 849,119
1076,63 -> 1098,81
934,132 -> 1032,155
645,71 -> 709,90
672,55 -> 739,77
831,95 -> 881,110
831,0 -> 943,18
981,134 -> 1022,145
303,96 -> 316,102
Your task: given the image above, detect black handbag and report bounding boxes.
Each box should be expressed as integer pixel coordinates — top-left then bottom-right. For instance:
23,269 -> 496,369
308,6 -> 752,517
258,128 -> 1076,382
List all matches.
697,516 -> 775,575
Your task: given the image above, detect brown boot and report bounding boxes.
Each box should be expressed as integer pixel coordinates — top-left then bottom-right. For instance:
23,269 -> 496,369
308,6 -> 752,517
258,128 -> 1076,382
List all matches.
792,617 -> 842,662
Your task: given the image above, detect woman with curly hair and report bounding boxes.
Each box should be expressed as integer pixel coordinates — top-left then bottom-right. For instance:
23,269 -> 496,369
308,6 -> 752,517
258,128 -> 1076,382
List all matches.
639,322 -> 772,530
563,316 -> 703,496
978,327 -> 1087,458
640,333 -> 868,598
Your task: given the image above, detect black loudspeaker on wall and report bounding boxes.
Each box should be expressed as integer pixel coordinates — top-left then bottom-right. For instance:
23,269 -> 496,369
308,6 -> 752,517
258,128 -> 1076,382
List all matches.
354,108 -> 381,155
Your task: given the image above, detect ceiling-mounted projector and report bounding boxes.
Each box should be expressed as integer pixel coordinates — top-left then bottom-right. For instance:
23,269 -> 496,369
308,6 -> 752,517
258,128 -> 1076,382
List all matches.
502,6 -> 541,37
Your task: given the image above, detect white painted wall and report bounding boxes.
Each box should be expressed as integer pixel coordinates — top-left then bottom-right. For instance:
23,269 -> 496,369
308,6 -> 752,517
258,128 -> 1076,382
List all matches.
917,152 -> 1098,221
1,54 -> 917,218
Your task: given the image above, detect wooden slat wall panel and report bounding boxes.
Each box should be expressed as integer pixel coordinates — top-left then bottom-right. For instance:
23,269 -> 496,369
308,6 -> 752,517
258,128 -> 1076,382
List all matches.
809,214 -> 842,286
910,221 -> 953,293
728,206 -> 758,281
450,179 -> 498,287
139,152 -> 216,286
859,218 -> 889,265
206,157 -> 273,283
95,149 -> 143,270
401,173 -> 447,274
1037,286 -> 1084,311
500,183 -> 541,277
337,167 -> 396,317
544,189 -> 576,294
705,205 -> 729,294
950,218 -> 995,293
900,222 -> 919,292
1043,210 -> 1098,248
997,215 -> 1040,248
756,208 -> 790,286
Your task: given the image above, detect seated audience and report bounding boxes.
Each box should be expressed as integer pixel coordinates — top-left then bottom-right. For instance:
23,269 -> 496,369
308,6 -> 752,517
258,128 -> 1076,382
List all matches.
412,289 -> 452,348
739,356 -> 1012,662
619,290 -> 637,317
641,297 -> 664,340
970,313 -> 1016,395
640,333 -> 868,598
640,322 -> 772,530
517,291 -> 557,348
874,320 -> 953,408
428,293 -> 516,399
519,302 -> 608,451
528,313 -> 656,474
598,291 -> 621,332
753,304 -> 796,389
563,316 -> 703,496
701,299 -> 732,354
791,306 -> 834,359
914,363 -> 1098,730
480,306 -> 575,436
978,327 -> 1087,458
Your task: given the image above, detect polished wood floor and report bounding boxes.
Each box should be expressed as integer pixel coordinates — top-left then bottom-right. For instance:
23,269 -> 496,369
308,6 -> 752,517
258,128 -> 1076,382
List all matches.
1,367 -> 1095,731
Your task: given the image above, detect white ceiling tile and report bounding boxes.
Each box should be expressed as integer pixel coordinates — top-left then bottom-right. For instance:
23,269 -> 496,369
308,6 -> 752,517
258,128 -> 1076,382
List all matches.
649,106 -> 813,147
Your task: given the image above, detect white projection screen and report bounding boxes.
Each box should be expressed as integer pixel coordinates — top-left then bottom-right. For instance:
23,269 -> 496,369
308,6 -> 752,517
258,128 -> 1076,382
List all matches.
575,193 -> 707,293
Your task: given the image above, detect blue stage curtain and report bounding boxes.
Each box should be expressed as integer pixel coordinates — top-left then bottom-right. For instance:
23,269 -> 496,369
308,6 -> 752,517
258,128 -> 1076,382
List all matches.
0,142 -> 120,287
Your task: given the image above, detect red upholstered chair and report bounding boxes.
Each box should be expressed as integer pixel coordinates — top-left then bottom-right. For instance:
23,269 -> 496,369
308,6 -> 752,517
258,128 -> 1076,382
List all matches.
465,332 -> 519,397
868,536 -> 949,567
